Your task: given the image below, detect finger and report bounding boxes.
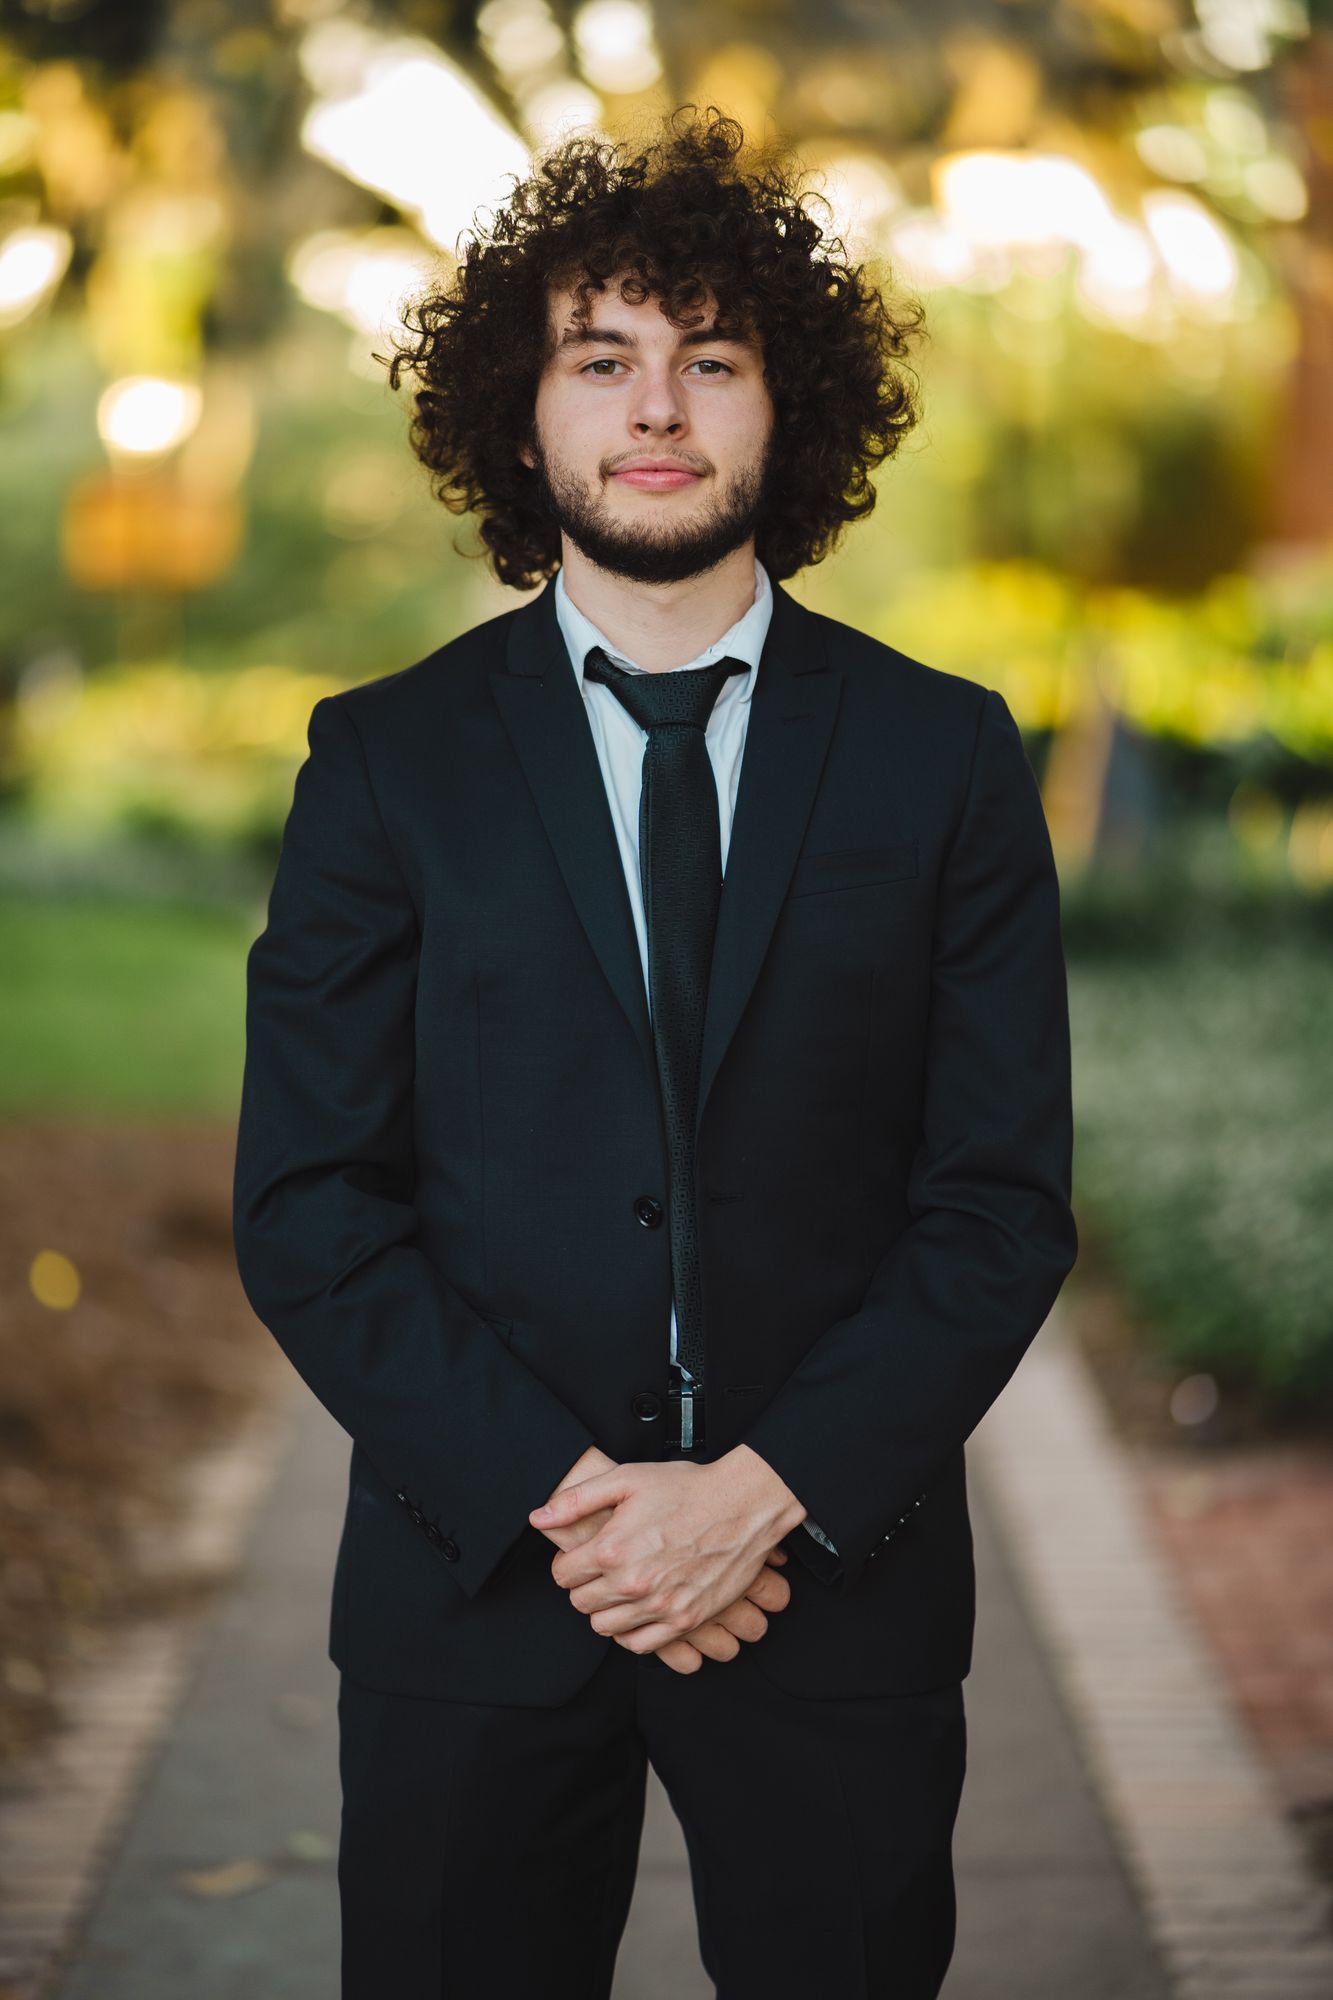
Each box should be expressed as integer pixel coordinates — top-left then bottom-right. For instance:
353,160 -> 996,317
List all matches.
678,1619 -> 741,1663
545,1517 -> 621,1583
553,1548 -> 629,1593
539,1507 -> 615,1555
654,1640 -> 705,1674
564,1576 -> 648,1624
586,1598 -> 670,1635
530,1472 -> 623,1528
743,1568 -> 791,1612
765,1548 -> 788,1565
709,1599 -> 769,1644
600,1618 -> 681,1654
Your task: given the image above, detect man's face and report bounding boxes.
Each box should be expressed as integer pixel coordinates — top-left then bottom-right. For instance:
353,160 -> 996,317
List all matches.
519,274 -> 776,585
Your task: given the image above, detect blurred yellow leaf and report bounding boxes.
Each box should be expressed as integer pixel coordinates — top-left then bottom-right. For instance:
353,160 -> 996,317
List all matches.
177,1857 -> 275,1898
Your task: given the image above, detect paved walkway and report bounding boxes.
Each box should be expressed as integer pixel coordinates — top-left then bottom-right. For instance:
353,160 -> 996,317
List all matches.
47,1389 -> 1169,1999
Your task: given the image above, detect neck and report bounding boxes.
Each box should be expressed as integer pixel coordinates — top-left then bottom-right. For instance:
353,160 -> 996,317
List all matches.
559,539 -> 758,673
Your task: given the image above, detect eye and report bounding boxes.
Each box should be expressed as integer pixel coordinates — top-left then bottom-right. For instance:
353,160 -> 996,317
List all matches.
579,356 -> 735,379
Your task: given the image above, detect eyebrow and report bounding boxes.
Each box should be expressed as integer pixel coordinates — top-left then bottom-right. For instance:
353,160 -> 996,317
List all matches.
556,321 -> 757,352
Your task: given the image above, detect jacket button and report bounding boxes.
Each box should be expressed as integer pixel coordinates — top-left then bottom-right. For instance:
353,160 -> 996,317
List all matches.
440,1537 -> 460,1561
631,1391 -> 662,1421
633,1195 -> 663,1228
424,1522 -> 444,1545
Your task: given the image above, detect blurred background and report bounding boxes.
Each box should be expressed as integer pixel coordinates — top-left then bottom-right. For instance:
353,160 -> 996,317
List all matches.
2,0 -> 1332,1992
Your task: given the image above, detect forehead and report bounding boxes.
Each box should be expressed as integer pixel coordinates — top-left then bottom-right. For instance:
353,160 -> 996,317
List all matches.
544,273 -> 755,350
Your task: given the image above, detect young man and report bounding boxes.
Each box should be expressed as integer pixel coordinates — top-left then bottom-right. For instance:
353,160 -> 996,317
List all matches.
233,108 -> 1077,1999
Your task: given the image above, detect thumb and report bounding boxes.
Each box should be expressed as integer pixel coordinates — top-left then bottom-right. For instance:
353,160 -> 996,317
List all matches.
530,1473 -> 622,1526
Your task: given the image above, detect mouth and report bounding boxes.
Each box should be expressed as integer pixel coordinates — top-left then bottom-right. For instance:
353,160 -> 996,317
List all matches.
610,464 -> 705,492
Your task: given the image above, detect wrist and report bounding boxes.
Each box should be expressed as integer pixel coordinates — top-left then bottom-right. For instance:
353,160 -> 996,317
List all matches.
723,1443 -> 808,1538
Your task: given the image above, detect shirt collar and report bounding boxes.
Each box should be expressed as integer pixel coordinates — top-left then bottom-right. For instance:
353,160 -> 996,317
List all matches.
554,555 -> 771,704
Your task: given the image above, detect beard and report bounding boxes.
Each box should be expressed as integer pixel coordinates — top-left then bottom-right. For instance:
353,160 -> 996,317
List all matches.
524,430 -> 774,586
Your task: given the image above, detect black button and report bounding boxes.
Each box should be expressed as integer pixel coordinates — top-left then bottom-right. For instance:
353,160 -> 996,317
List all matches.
440,1537 -> 460,1561
424,1522 -> 444,1545
633,1195 -> 664,1227
631,1391 -> 662,1421
394,1489 -> 409,1506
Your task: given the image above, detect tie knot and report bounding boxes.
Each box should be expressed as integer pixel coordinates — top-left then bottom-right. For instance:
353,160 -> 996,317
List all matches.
583,646 -> 747,733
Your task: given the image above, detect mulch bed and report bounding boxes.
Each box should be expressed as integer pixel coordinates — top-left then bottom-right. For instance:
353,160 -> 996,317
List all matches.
1069,1265 -> 1333,1880
0,1120 -> 288,1767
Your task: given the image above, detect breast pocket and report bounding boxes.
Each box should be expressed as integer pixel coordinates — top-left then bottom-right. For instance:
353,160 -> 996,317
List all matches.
785,840 -> 919,899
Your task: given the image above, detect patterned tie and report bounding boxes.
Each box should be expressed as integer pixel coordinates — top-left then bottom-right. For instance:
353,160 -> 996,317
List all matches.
582,643 -> 749,1446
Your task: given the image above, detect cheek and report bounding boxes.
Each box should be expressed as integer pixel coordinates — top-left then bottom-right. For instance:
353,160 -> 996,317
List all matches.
534,376 -> 581,436
710,388 -> 773,455
542,392 -> 613,463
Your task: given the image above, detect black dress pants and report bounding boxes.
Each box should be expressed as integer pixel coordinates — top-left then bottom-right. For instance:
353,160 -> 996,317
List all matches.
337,1638 -> 967,1999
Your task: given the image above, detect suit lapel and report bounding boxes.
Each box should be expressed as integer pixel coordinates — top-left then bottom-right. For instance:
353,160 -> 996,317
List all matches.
694,579 -> 842,1141
489,578 -> 655,1074
488,571 -> 844,1143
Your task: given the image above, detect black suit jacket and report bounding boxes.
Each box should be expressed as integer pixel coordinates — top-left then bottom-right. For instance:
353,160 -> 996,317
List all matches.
232,570 -> 1077,1706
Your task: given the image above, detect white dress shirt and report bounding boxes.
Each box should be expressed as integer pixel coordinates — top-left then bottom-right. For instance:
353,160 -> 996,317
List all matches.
552,556 -> 839,1556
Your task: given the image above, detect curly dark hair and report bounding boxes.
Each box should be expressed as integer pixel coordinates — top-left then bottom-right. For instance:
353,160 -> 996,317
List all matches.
378,105 -> 926,589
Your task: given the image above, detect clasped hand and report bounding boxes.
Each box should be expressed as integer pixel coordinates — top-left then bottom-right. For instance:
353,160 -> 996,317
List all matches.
528,1444 -> 805,1676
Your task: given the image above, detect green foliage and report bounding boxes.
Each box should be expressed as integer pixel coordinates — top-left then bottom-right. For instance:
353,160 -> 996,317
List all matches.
1067,890 -> 1333,1409
0,311 -> 480,685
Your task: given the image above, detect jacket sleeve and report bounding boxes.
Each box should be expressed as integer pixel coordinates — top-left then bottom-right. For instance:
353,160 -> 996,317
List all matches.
232,693 -> 599,1600
740,686 -> 1078,1592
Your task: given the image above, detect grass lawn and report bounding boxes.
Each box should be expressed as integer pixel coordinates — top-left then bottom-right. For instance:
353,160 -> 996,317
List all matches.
0,897 -> 256,1117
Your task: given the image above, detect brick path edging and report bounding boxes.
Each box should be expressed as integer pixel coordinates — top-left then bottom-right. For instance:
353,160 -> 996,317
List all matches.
0,1381 -> 300,2000
10,1303 -> 1331,1998
972,1304 -> 1333,1997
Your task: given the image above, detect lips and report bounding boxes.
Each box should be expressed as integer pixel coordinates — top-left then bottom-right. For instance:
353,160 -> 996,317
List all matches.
612,464 -> 703,491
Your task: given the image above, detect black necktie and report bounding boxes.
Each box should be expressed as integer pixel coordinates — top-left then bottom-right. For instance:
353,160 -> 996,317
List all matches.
582,644 -> 748,1439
